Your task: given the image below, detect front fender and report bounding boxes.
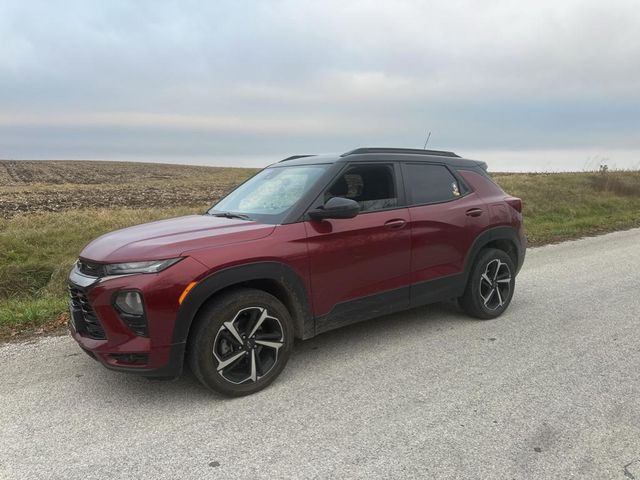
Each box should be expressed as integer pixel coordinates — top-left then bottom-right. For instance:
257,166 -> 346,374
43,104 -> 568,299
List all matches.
172,261 -> 314,345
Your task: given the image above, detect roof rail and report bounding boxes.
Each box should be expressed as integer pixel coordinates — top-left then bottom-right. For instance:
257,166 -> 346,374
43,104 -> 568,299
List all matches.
341,147 -> 460,158
279,154 -> 317,162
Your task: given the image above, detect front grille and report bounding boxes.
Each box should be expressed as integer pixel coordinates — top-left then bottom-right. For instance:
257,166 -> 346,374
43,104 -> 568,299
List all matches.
69,285 -> 106,340
77,260 -> 105,277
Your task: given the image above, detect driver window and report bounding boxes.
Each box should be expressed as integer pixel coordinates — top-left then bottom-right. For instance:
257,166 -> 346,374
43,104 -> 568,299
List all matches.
325,164 -> 397,213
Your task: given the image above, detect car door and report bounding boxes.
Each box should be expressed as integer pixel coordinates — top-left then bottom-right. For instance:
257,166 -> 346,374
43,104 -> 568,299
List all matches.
401,162 -> 489,307
303,162 -> 412,333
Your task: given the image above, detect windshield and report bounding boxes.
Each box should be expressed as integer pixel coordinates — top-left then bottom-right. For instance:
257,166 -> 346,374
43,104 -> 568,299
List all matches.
209,164 -> 328,224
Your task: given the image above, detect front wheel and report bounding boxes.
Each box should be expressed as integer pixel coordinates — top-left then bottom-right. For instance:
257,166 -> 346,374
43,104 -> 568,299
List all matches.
187,288 -> 294,396
459,248 -> 516,320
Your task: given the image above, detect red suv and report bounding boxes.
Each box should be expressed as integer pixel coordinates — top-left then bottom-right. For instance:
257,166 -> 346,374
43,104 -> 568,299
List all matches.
69,147 -> 526,396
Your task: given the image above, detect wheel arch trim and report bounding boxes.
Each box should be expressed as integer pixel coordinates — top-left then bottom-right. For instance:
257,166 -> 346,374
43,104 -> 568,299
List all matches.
463,226 -> 525,283
172,261 -> 314,346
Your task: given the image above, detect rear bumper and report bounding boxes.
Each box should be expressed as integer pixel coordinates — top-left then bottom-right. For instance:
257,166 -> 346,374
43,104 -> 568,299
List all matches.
516,230 -> 527,275
516,248 -> 526,275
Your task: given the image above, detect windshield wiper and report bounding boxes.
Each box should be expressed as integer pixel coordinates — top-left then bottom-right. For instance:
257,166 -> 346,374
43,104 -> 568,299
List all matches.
210,211 -> 252,221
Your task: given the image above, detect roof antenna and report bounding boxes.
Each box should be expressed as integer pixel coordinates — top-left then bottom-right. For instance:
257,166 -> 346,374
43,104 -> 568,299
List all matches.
423,131 -> 432,149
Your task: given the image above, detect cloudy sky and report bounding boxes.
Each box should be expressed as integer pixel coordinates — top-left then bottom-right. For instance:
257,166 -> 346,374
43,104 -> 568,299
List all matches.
1,0 -> 639,170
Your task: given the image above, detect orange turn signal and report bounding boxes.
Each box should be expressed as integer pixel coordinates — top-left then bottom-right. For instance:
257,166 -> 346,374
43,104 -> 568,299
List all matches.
178,281 -> 198,305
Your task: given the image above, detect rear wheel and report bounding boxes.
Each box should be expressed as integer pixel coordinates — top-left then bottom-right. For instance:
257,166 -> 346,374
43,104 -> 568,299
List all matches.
459,248 -> 515,320
188,288 -> 294,396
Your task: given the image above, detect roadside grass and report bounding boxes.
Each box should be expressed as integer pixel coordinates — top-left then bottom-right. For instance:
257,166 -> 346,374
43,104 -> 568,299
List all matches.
0,296 -> 68,328
0,206 -> 206,337
496,171 -> 640,245
1,165 -> 639,338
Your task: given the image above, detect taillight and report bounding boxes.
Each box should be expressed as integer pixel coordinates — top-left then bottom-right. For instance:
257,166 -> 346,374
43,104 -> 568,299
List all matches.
505,196 -> 522,213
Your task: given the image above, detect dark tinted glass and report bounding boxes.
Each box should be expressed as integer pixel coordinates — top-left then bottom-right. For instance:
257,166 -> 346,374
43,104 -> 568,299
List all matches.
325,164 -> 397,212
404,164 -> 460,204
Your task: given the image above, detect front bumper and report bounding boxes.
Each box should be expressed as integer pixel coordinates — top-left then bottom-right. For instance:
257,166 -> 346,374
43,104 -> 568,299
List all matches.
68,256 -> 207,377
70,327 -> 186,378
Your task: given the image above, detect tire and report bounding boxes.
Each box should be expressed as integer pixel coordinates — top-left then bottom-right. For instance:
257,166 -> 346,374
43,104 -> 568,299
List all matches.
459,248 -> 516,320
187,288 -> 294,396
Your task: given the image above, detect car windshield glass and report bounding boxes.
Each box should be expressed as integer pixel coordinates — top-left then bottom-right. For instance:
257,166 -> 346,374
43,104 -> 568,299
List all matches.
209,165 -> 328,223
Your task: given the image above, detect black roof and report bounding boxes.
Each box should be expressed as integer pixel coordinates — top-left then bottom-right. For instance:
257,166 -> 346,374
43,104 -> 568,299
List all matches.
341,147 -> 459,158
277,147 -> 485,169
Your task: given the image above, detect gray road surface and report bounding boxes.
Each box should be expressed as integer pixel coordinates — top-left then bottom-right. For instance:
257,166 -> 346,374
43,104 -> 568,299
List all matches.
1,228 -> 640,480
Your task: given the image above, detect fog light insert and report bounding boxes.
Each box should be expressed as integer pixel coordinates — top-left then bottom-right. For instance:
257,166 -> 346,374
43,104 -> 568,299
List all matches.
114,291 -> 144,315
114,291 -> 148,336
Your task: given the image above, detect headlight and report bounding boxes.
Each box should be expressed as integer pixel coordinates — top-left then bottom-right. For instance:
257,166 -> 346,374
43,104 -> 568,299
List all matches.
103,258 -> 182,276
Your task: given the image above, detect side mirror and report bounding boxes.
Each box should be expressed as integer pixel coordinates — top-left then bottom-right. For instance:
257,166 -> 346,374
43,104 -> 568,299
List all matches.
309,197 -> 360,220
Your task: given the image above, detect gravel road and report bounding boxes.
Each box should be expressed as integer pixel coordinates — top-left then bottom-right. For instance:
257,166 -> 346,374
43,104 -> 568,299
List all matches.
1,228 -> 639,480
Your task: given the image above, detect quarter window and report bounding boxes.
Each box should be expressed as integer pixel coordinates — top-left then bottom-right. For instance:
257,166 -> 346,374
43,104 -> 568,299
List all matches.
404,164 -> 462,205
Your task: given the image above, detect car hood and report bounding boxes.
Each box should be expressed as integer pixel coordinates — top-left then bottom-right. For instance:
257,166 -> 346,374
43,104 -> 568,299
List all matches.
80,215 -> 276,263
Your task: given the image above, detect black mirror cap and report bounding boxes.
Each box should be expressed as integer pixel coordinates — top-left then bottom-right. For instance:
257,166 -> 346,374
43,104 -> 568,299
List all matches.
309,197 -> 360,220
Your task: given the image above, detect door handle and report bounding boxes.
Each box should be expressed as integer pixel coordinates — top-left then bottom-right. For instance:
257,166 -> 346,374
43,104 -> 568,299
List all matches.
384,219 -> 407,230
465,208 -> 483,217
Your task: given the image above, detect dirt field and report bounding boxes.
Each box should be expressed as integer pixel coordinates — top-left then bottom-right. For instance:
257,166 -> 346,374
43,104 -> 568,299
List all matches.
0,160 -> 256,217
1,160 -> 639,338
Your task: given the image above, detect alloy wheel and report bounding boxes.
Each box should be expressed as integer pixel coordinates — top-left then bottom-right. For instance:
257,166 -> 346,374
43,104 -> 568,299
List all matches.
212,306 -> 284,384
479,259 -> 512,310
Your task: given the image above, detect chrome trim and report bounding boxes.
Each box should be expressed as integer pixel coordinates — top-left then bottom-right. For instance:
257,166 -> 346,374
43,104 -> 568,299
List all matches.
99,274 -> 135,283
69,263 -> 138,289
69,266 -> 99,288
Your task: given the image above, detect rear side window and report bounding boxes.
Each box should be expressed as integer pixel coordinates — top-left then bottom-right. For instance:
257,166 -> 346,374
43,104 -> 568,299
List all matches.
404,164 -> 461,205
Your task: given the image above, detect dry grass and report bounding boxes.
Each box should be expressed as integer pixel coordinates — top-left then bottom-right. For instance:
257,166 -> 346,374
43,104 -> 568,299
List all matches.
494,170 -> 640,245
1,160 -> 639,338
0,160 -> 255,338
0,206 -> 207,338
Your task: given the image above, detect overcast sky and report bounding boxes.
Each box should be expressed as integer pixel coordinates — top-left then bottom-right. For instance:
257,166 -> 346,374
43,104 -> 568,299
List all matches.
1,0 -> 639,170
